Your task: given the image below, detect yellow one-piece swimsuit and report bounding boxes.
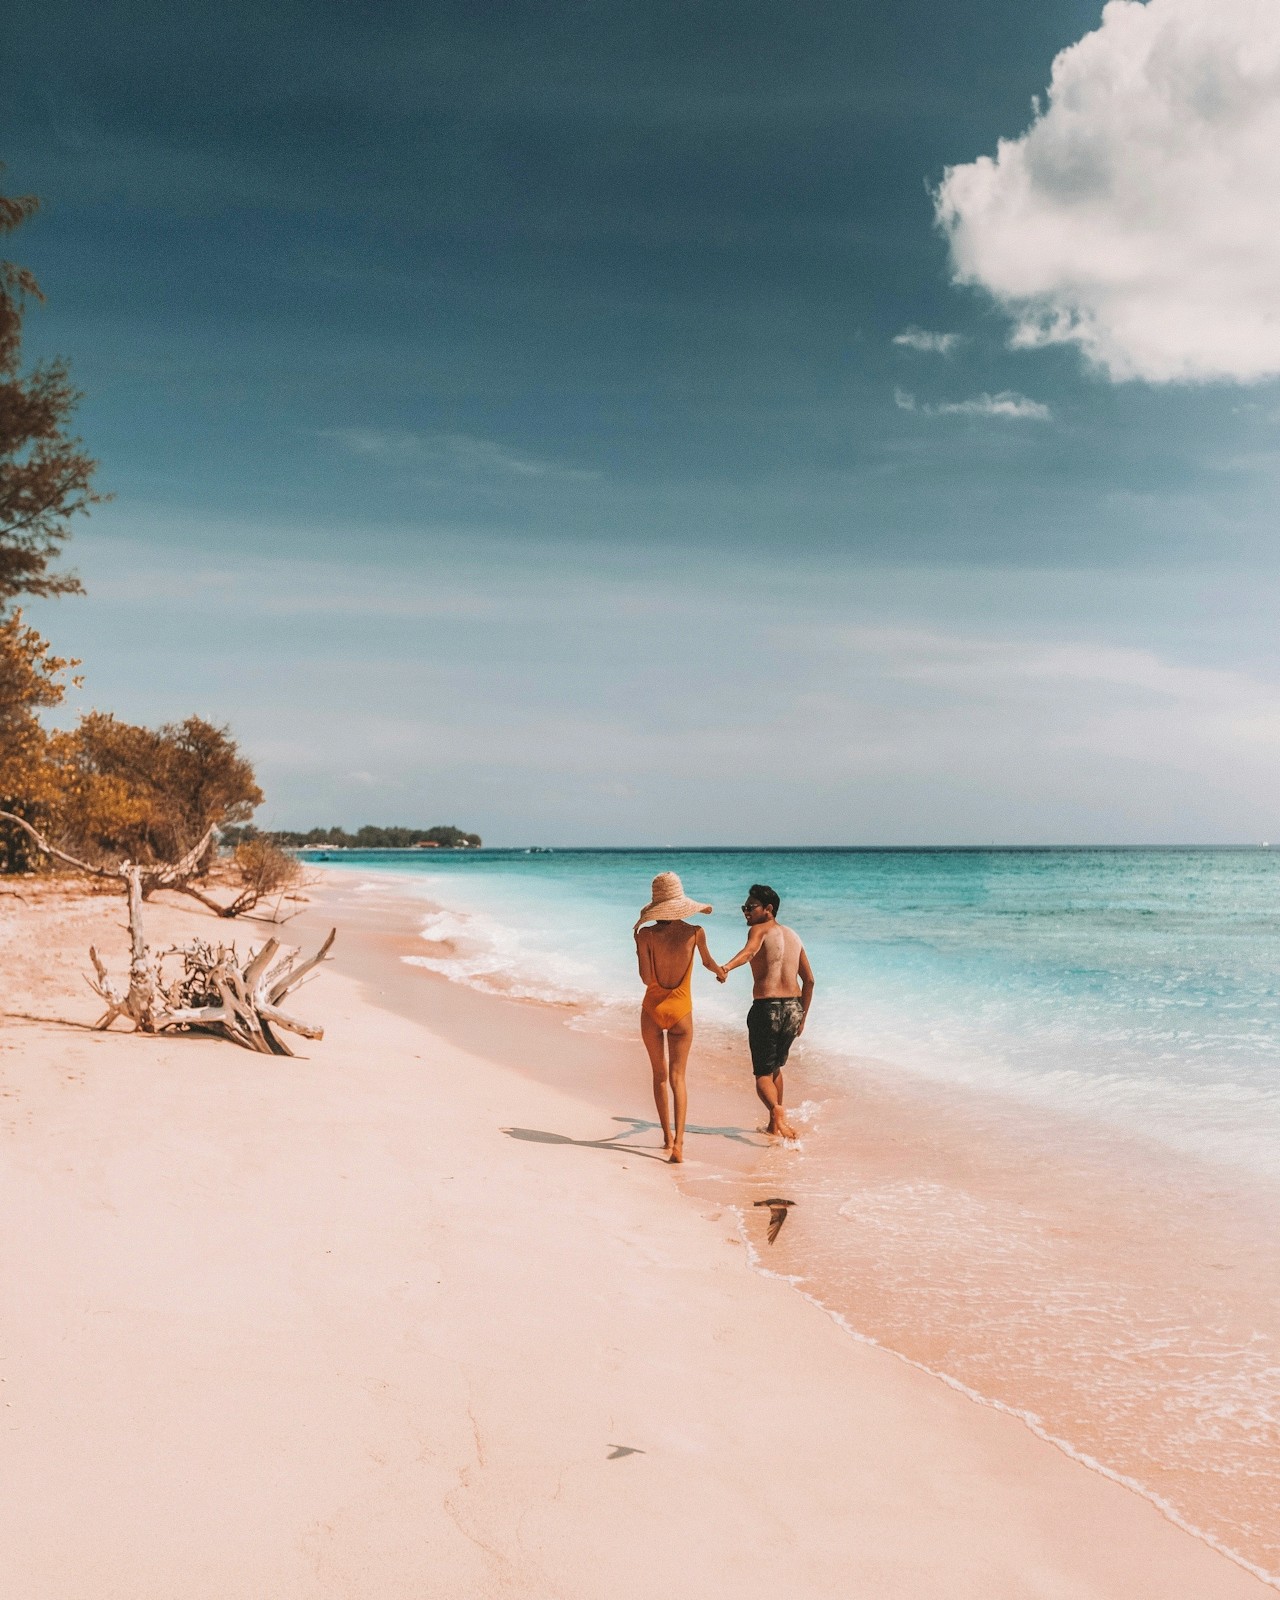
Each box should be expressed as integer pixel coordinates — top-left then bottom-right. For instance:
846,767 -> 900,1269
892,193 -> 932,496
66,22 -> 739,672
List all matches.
642,953 -> 696,1029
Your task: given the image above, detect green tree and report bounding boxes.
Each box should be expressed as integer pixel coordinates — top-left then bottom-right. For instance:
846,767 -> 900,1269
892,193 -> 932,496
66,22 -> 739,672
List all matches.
1,172 -> 103,606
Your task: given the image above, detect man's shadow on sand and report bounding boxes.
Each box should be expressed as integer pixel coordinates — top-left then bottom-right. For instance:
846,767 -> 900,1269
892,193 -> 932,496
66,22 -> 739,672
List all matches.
501,1115 -> 766,1162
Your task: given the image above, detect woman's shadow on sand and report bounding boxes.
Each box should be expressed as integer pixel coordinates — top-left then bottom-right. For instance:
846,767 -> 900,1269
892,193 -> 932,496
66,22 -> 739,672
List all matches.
501,1115 -> 767,1162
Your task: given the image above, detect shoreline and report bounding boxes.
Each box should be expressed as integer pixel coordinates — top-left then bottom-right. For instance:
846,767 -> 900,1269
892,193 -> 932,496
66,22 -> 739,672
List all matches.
2,877 -> 1274,1596
309,863 -> 1280,1586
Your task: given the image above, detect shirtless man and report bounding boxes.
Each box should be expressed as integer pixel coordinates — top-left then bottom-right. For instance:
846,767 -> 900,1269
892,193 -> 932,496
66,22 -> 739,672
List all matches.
717,884 -> 814,1140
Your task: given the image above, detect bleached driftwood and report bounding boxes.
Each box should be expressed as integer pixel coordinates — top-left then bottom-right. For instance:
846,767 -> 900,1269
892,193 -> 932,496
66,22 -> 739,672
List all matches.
0,810 -> 334,1053
86,922 -> 335,1054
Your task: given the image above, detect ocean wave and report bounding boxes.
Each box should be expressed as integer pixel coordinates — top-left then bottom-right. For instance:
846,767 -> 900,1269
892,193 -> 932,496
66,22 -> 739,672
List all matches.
401,903 -> 602,1007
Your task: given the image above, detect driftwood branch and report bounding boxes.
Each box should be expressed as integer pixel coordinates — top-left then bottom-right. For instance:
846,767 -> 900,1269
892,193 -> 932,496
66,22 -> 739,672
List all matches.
156,823 -> 221,887
0,810 -> 119,879
172,881 -> 233,916
268,927 -> 335,1002
170,846 -> 305,922
0,810 -> 333,1053
0,810 -> 219,890
172,880 -> 285,920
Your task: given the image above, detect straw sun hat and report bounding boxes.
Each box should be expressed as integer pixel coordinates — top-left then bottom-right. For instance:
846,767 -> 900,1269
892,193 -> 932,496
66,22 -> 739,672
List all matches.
634,871 -> 713,932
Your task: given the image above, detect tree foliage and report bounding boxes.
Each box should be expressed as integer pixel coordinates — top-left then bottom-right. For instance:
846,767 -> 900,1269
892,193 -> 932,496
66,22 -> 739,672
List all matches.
0,609 -> 78,867
2,710 -> 263,875
1,173 -> 103,605
0,606 -> 74,735
47,714 -> 264,867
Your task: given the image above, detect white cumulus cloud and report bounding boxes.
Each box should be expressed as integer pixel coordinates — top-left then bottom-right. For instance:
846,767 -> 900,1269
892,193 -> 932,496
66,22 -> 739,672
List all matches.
895,388 -> 1052,421
892,327 -> 964,355
935,0 -> 1280,383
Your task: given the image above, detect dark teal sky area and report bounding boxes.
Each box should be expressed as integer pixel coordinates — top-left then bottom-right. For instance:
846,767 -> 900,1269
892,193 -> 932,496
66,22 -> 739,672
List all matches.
6,1 -> 1280,842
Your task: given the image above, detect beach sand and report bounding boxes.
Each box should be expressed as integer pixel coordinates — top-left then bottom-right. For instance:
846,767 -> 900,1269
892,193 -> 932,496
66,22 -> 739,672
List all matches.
2,877 -> 1273,1598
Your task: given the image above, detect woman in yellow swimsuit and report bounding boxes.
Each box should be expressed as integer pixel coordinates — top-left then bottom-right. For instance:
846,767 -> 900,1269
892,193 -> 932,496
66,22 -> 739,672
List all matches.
634,872 -> 724,1163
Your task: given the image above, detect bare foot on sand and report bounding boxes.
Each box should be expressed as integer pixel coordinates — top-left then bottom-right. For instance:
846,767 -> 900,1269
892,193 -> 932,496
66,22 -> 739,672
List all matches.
668,1143 -> 684,1164
769,1113 -> 797,1141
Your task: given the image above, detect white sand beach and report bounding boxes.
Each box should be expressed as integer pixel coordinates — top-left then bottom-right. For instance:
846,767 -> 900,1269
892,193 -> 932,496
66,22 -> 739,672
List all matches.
2,878 -> 1273,1599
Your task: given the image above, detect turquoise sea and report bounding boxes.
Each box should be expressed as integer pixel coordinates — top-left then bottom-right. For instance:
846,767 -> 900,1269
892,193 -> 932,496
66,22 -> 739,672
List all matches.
317,846 -> 1280,1581
321,846 -> 1280,1181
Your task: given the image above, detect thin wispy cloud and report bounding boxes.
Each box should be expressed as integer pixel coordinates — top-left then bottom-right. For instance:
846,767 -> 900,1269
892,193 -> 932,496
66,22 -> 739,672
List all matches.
321,428 -> 601,482
895,388 -> 1051,421
822,624 -> 1280,711
936,0 -> 1280,383
790,623 -> 1280,796
892,327 -> 963,355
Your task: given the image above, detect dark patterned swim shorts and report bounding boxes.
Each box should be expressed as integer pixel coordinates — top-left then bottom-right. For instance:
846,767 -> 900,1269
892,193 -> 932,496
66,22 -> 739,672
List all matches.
747,997 -> 804,1076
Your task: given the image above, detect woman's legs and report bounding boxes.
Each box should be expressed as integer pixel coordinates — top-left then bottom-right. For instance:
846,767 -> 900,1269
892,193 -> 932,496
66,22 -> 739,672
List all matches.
664,1017 -> 693,1162
641,1011 -> 694,1159
640,1009 -> 673,1149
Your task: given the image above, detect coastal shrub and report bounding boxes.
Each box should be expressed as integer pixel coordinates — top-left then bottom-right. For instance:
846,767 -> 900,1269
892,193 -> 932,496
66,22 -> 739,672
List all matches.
232,836 -> 301,905
45,713 -> 264,870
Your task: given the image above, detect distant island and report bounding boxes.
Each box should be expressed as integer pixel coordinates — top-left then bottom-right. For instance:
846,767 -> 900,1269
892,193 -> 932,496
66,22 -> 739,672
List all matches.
223,824 -> 482,850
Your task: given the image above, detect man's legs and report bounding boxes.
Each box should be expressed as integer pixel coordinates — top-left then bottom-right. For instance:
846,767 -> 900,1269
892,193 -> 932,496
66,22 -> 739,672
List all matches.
748,1000 -> 797,1139
754,1069 -> 796,1139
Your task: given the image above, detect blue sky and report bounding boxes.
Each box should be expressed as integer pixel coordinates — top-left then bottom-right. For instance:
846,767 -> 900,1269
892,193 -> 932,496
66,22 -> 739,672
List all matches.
6,0 -> 1280,843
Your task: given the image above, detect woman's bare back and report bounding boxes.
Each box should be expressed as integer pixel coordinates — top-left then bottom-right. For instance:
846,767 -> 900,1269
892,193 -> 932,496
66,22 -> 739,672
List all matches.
638,920 -> 699,989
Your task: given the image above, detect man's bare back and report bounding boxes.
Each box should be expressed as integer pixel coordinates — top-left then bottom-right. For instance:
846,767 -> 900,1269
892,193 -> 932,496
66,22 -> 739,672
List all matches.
747,920 -> 806,999
718,885 -> 814,1141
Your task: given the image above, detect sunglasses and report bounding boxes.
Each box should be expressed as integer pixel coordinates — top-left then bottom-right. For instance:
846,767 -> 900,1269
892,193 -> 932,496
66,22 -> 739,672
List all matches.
741,901 -> 761,913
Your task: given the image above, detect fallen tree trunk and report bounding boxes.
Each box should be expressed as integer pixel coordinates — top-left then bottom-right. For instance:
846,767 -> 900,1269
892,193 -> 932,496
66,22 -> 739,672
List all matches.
0,811 -> 334,1053
172,878 -> 307,922
0,810 -> 218,891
